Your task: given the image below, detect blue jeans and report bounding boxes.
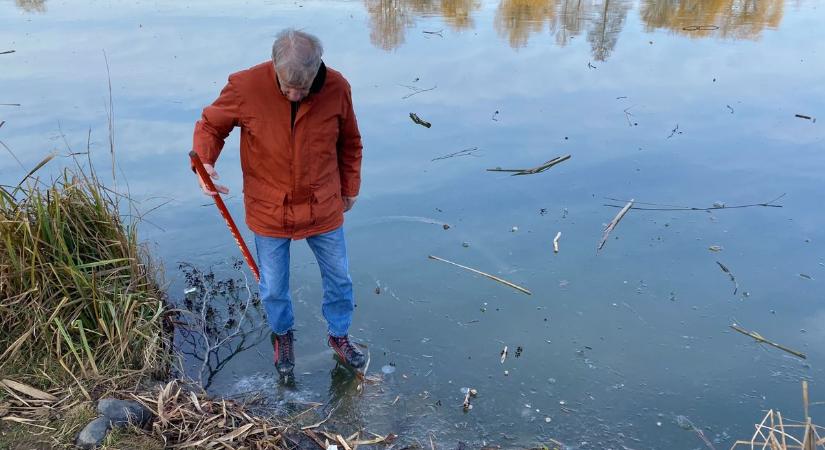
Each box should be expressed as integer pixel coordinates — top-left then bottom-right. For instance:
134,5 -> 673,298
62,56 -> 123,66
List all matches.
254,226 -> 354,338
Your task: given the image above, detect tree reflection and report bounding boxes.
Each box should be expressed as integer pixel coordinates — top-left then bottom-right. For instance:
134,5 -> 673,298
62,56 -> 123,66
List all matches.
494,0 -> 558,49
587,0 -> 631,61
364,0 -> 786,57
555,0 -> 588,46
640,0 -> 783,39
15,0 -> 46,12
441,0 -> 482,30
364,0 -> 417,51
364,0 -> 480,50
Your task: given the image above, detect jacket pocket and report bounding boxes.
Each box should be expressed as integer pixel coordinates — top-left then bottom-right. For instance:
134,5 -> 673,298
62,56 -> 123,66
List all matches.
244,186 -> 287,229
311,182 -> 342,225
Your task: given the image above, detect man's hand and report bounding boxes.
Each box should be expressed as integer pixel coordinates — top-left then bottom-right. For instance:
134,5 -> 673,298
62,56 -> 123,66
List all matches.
197,163 -> 230,196
343,195 -> 357,212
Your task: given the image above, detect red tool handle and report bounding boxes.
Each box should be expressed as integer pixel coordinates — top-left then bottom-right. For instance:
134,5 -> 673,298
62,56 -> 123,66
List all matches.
189,151 -> 260,282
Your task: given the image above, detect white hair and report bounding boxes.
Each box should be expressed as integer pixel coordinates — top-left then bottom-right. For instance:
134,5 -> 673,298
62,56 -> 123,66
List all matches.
271,29 -> 323,87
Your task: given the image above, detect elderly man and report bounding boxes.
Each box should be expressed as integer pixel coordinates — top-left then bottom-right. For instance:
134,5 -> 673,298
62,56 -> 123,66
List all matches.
191,29 -> 364,382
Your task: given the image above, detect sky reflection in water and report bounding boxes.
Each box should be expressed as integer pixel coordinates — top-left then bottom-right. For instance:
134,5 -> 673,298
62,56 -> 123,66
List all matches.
2,0 -> 825,448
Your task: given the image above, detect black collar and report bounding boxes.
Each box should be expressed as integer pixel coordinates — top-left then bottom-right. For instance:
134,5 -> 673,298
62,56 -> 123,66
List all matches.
275,61 -> 326,98
310,62 -> 326,93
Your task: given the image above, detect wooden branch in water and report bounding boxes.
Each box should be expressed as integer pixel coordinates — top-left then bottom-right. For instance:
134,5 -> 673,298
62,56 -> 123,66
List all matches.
409,112 -> 431,128
598,199 -> 634,251
803,380 -> 810,421
730,324 -> 806,359
603,194 -> 785,212
428,255 -> 532,295
0,50 -> 14,55
487,154 -> 571,176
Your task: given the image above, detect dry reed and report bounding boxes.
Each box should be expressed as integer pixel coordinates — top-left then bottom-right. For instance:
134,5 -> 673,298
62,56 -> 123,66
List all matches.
0,159 -> 169,390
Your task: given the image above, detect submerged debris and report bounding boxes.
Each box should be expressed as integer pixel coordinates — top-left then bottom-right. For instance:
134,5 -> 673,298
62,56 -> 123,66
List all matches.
461,387 -> 478,411
431,147 -> 480,161
675,415 -> 717,450
716,261 -> 739,295
667,123 -> 682,138
400,84 -> 436,99
409,112 -> 431,128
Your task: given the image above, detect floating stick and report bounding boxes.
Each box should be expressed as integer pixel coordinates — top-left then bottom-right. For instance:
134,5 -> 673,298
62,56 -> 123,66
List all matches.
730,324 -> 806,359
428,255 -> 532,295
487,154 -> 571,176
598,199 -> 633,251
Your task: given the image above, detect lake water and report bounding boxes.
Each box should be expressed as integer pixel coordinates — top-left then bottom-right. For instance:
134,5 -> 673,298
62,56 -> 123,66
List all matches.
2,0 -> 825,448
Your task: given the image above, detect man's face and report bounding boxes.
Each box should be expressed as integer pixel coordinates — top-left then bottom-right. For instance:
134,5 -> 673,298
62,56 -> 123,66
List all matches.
277,74 -> 311,102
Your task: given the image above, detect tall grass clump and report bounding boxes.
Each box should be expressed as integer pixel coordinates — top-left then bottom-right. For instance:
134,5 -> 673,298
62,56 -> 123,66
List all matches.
0,160 -> 168,389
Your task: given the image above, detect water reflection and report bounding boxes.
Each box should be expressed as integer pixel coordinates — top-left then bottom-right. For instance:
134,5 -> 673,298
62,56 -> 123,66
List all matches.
365,0 -> 481,50
494,0 -> 559,49
14,0 -> 46,13
366,0 -> 786,57
641,0 -> 783,39
586,0 -> 632,60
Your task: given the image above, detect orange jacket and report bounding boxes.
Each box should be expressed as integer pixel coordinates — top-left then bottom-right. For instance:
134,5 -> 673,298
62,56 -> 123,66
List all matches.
192,62 -> 362,239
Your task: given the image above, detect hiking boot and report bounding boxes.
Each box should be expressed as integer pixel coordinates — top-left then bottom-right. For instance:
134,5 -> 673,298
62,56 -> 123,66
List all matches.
271,331 -> 295,379
328,335 -> 366,369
